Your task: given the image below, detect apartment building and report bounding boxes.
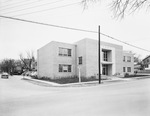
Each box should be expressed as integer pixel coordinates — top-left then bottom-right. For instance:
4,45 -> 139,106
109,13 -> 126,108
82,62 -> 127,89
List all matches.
142,55 -> 150,70
123,51 -> 134,74
37,38 -> 134,79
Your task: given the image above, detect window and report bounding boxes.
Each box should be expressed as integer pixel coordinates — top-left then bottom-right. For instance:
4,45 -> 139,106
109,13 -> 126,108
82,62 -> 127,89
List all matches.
127,67 -> 131,72
145,64 -> 148,68
78,57 -> 82,65
68,49 -> 71,56
123,67 -> 126,72
68,65 -> 71,72
103,51 -> 108,61
59,47 -> 71,56
127,56 -> 131,62
59,64 -> 71,72
123,56 -> 126,62
147,59 -> 149,63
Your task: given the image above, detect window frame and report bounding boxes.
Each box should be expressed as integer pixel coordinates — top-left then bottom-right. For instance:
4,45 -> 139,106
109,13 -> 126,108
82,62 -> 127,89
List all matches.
127,67 -> 131,72
103,51 -> 108,61
58,47 -> 72,57
123,67 -> 126,72
78,56 -> 82,65
123,56 -> 126,62
127,56 -> 131,62
59,64 -> 72,73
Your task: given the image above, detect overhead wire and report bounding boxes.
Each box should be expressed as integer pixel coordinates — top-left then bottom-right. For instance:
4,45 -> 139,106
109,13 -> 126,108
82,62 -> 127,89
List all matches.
0,15 -> 150,53
0,0 -> 42,10
0,0 -> 64,11
11,2 -> 81,17
1,0 -> 66,14
0,0 -> 31,8
0,0 -> 13,4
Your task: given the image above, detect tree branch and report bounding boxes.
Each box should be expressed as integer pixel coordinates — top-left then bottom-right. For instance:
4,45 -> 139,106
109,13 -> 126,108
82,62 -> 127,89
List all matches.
82,0 -> 150,18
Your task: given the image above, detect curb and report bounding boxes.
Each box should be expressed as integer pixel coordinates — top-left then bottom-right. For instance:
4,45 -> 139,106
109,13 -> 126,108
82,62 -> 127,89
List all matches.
22,76 -> 130,87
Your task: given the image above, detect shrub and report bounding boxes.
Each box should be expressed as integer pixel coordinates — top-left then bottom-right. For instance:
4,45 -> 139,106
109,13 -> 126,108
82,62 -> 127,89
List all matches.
81,76 -> 98,82
113,73 -> 120,76
124,73 -> 129,77
33,75 -> 110,84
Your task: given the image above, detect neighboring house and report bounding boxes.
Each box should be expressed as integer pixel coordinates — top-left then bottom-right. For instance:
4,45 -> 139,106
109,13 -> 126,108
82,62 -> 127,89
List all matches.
142,55 -> 150,70
123,51 -> 134,74
37,38 -> 134,79
134,63 -> 142,72
13,60 -> 23,75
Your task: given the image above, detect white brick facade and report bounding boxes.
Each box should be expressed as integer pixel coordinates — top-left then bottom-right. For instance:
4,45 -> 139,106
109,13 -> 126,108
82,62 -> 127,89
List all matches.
37,38 -> 134,78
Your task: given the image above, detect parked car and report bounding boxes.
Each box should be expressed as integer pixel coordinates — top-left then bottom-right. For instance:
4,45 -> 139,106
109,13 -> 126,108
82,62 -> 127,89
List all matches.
22,71 -> 31,76
1,72 -> 9,79
30,71 -> 37,77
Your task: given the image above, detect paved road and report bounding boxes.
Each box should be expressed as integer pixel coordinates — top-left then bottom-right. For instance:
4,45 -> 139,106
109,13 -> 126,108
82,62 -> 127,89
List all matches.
0,75 -> 150,116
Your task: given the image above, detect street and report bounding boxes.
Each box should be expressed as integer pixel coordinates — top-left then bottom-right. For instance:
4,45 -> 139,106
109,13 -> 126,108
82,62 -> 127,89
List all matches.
0,75 -> 150,116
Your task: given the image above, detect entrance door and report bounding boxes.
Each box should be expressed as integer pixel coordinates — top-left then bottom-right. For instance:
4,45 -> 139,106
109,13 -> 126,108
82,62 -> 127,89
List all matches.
102,64 -> 108,75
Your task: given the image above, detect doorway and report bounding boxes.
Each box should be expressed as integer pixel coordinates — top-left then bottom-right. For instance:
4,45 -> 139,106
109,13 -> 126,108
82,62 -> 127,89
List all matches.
102,64 -> 108,75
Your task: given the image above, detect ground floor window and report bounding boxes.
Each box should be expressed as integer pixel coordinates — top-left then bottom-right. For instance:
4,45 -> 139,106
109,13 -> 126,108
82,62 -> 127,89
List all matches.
127,67 -> 131,72
78,56 -> 82,65
145,64 -> 148,68
59,64 -> 71,72
123,67 -> 126,72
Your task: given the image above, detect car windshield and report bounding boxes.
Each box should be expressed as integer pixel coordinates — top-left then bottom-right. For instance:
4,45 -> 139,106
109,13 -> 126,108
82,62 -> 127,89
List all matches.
3,73 -> 8,75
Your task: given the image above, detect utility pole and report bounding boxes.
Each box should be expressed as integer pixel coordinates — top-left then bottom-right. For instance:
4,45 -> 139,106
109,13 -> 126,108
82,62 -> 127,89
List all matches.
98,25 -> 101,84
78,66 -> 81,83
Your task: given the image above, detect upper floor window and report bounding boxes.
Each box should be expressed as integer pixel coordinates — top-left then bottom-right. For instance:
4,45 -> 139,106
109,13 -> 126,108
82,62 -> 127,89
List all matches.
59,47 -> 71,57
127,56 -> 131,62
123,56 -> 126,62
78,57 -> 82,65
59,64 -> 71,72
103,51 -> 108,61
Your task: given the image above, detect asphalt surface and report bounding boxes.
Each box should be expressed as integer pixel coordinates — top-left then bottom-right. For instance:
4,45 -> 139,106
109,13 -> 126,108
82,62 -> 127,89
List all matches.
0,75 -> 150,116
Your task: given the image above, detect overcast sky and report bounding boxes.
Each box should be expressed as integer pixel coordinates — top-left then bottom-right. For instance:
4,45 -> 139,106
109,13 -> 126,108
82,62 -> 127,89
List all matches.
0,0 -> 150,60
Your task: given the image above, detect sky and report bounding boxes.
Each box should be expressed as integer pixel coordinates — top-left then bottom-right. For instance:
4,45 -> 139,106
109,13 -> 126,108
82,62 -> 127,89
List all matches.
0,0 -> 150,61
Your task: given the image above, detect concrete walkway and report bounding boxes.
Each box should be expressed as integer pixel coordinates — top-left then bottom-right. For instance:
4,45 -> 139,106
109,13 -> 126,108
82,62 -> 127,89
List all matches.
22,76 -> 61,87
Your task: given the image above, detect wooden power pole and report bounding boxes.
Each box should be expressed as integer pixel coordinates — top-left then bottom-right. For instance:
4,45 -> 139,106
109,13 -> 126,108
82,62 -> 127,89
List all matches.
98,25 -> 101,84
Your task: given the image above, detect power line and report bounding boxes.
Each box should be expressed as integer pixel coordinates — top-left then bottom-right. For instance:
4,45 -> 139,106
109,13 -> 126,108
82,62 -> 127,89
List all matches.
0,0 -> 42,10
100,33 -> 150,52
2,0 -> 66,14
0,15 -> 95,33
0,0 -> 31,8
0,0 -> 13,4
0,15 -> 150,53
11,2 -> 81,17
0,0 -> 64,11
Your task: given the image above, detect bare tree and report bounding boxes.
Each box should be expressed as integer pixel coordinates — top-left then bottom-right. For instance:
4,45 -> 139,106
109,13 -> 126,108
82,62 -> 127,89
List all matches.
81,0 -> 150,18
19,51 -> 35,71
0,59 -> 15,74
81,0 -> 98,9
134,53 -> 142,63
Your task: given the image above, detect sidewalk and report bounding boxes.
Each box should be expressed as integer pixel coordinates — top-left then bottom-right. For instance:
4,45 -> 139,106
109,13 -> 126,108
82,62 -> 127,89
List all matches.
22,76 -> 61,87
22,76 -> 133,87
